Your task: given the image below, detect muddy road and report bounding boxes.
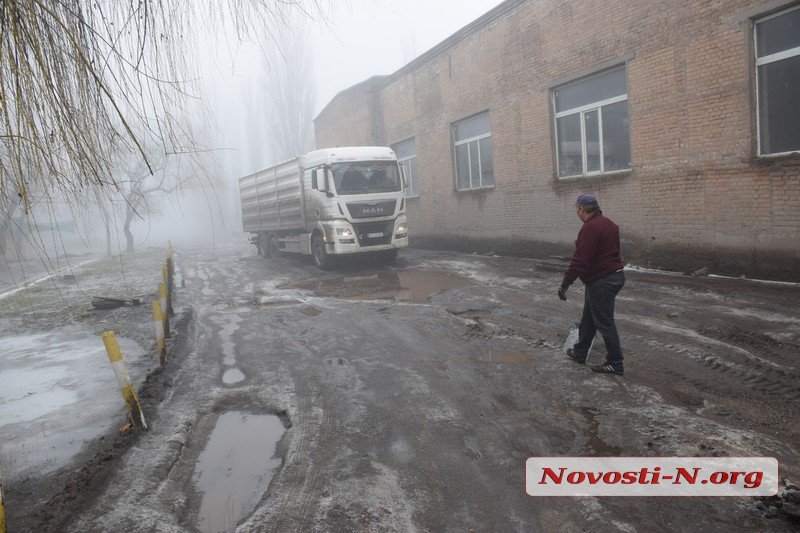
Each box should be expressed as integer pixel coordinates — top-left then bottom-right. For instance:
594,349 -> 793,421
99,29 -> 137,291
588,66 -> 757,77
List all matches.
9,240 -> 800,531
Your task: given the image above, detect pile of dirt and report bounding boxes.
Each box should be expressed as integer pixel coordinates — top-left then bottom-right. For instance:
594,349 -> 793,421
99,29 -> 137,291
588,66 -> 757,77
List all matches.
757,479 -> 800,523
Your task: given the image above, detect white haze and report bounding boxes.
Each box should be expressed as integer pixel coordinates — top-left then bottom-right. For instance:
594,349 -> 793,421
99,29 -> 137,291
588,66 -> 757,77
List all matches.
62,1 -> 505,256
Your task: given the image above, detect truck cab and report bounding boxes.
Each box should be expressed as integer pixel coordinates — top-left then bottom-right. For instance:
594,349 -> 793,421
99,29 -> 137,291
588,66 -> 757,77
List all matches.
302,147 -> 409,267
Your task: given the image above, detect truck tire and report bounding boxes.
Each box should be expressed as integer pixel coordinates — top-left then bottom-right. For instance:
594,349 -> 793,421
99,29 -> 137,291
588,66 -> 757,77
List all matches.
312,235 -> 333,270
268,235 -> 281,259
257,234 -> 269,257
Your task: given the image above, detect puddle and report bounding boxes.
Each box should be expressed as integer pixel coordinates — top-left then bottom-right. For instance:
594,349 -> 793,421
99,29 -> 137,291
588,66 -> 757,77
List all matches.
222,368 -> 245,384
300,305 -> 322,316
287,270 -> 475,303
193,412 -> 285,533
0,329 -> 146,477
580,407 -> 622,456
0,367 -> 79,424
480,350 -> 533,363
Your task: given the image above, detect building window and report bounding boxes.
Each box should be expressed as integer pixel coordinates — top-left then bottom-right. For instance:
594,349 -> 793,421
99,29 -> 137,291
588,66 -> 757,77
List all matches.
755,5 -> 800,155
553,66 -> 631,178
453,112 -> 494,190
392,137 -> 419,197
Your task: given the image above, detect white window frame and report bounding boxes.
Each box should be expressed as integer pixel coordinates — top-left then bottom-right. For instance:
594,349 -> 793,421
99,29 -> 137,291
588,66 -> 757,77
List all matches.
754,4 -> 800,157
453,113 -> 493,191
552,67 -> 630,178
393,138 -> 419,198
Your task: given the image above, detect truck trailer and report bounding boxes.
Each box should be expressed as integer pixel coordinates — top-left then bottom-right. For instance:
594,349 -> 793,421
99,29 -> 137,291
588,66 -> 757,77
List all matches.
239,146 -> 409,269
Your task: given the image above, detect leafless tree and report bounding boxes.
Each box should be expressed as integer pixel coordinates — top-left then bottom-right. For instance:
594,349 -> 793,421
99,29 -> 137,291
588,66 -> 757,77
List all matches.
260,15 -> 317,164
0,0 -> 334,254
110,122 -> 224,253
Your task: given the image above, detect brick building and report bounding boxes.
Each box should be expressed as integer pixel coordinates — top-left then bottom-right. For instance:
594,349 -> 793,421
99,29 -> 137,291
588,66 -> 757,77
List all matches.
314,0 -> 800,280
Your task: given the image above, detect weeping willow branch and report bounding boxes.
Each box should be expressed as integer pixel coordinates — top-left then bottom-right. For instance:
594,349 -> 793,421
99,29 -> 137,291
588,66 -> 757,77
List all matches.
0,0 -> 334,218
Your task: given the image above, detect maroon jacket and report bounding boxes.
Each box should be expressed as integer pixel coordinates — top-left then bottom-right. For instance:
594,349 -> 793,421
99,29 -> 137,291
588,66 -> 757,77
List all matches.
562,211 -> 624,287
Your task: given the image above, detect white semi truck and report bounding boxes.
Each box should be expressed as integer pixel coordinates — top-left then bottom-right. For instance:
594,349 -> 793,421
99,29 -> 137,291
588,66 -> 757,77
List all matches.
239,146 -> 409,269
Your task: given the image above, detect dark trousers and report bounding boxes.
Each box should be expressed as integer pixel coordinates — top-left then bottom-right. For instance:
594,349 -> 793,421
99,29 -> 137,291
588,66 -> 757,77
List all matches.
574,271 -> 625,366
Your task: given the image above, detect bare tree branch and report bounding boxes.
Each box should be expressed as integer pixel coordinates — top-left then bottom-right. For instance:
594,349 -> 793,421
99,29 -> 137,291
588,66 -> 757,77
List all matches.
1,0 -> 333,218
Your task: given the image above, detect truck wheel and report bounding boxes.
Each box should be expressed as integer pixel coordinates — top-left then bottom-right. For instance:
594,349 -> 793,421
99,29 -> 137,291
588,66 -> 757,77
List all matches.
268,235 -> 281,259
312,235 -> 333,270
257,234 -> 269,257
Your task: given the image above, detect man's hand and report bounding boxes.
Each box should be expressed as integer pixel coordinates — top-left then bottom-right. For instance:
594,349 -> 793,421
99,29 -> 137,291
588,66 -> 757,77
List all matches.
558,285 -> 567,301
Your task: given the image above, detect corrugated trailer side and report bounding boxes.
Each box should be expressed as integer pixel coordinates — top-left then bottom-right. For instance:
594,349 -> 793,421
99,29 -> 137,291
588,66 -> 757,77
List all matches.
239,159 -> 305,233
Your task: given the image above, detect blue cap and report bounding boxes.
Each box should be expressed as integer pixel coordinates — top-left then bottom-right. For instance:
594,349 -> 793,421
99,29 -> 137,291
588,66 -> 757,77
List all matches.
574,193 -> 598,206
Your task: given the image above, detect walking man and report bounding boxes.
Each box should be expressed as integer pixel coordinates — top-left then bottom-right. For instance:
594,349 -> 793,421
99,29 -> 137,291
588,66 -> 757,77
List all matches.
558,194 -> 626,375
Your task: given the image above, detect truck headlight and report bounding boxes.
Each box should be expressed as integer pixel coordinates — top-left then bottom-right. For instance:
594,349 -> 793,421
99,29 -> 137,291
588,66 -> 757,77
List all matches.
336,227 -> 353,237
395,222 -> 408,238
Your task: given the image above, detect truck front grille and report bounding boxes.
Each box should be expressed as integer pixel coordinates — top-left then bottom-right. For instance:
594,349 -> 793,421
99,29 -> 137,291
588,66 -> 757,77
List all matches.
352,221 -> 394,246
346,200 -> 396,219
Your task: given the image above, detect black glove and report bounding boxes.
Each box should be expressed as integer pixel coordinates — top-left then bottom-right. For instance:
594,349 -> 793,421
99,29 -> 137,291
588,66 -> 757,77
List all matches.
557,285 -> 567,301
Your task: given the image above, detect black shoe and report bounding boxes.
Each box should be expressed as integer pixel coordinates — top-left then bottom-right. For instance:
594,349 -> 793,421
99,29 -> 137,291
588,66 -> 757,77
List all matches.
591,362 -> 624,375
566,348 -> 586,364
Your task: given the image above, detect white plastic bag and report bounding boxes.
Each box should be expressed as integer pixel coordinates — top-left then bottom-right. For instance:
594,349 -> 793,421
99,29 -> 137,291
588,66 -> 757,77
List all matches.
562,325 -> 594,354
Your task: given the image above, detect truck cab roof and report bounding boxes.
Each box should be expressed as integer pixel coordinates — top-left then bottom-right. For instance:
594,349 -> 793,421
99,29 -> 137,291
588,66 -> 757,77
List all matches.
303,147 -> 396,167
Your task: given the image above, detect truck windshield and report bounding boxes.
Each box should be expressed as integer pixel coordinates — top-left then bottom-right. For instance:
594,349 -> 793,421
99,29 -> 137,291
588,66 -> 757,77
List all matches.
331,161 -> 402,195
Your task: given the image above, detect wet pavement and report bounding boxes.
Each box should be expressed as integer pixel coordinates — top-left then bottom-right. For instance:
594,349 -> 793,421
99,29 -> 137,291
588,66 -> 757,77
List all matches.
0,254 -> 99,298
286,270 -> 475,303
0,328 -> 147,478
4,239 -> 800,531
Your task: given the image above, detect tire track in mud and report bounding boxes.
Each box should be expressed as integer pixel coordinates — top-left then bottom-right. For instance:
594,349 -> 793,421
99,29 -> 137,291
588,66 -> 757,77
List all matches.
452,304 -> 800,401
638,337 -> 800,400
270,378 -> 336,531
620,316 -> 800,400
190,255 -> 333,530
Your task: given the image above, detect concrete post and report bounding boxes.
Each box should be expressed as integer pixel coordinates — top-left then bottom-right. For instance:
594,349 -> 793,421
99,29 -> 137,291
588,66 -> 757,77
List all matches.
101,331 -> 147,429
152,300 -> 167,365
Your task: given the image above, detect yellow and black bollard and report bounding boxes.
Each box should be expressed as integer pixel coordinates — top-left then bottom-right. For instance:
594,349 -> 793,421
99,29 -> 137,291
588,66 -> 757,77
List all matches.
101,331 -> 147,429
158,282 -> 169,339
163,262 -> 174,316
1,461 -> 6,533
152,300 -> 167,365
167,243 -> 175,288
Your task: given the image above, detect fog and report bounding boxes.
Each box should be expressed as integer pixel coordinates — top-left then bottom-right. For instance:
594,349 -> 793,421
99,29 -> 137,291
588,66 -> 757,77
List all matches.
128,0 -> 504,253
1,1 -> 503,267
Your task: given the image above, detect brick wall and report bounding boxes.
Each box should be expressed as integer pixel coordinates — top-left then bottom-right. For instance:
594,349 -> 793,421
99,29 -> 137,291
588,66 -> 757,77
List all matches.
314,0 -> 800,280
314,76 -> 386,148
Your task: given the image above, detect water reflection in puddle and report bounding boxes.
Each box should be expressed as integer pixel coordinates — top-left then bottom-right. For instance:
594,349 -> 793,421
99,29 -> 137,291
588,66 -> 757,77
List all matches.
193,412 -> 285,533
287,270 -> 475,303
479,351 -> 533,363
